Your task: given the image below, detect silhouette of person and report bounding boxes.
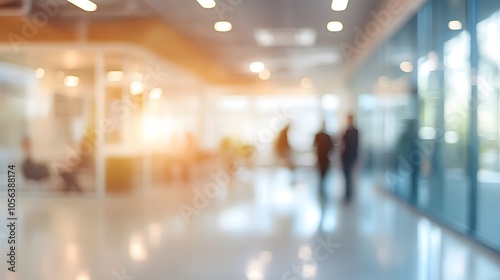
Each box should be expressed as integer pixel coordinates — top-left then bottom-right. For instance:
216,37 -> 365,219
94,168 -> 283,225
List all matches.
341,115 -> 358,201
395,120 -> 417,167
275,124 -> 291,168
314,122 -> 334,201
393,120 -> 418,198
22,137 -> 82,192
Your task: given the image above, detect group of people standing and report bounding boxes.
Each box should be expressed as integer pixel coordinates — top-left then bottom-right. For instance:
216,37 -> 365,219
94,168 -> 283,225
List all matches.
315,114 -> 359,202
276,115 -> 359,202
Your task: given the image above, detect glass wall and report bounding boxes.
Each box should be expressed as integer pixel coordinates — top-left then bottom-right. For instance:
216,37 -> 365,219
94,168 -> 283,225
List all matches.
476,0 -> 500,248
353,0 -> 500,251
412,0 -> 472,230
353,18 -> 417,200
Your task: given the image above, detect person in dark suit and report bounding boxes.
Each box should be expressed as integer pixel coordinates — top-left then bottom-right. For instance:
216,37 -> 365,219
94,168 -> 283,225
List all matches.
314,122 -> 334,201
341,115 -> 359,201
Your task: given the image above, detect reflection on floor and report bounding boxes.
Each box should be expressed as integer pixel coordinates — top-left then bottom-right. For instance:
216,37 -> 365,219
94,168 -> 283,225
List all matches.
1,167 -> 500,280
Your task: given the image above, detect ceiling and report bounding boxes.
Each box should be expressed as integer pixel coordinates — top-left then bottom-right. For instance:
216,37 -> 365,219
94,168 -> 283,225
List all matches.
22,0 -> 386,91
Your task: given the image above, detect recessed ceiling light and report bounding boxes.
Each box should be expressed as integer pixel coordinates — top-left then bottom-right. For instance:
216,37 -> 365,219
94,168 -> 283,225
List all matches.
196,0 -> 216,9
327,21 -> 343,32
448,20 -> 462,31
67,0 -> 97,12
259,69 -> 271,80
35,68 -> 45,78
250,62 -> 265,73
107,71 -> 123,82
400,61 -> 413,73
214,21 -> 232,32
64,75 -> 79,87
301,77 -> 313,88
130,81 -> 145,95
149,88 -> 162,100
331,0 -> 349,11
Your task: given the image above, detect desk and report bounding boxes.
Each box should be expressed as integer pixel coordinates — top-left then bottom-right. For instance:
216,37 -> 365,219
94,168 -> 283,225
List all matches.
105,155 -> 142,192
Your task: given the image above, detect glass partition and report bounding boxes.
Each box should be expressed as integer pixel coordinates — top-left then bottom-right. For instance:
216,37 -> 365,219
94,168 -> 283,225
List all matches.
352,0 -> 500,252
476,1 -> 500,248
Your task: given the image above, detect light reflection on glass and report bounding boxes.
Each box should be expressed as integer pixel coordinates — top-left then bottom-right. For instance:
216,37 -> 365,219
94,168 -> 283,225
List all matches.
419,127 -> 437,140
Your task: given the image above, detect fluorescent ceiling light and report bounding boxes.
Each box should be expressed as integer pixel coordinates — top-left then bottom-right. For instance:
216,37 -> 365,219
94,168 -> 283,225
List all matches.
67,0 -> 97,12
331,0 -> 349,11
250,62 -> 265,73
64,75 -> 79,87
107,71 -> 123,82
254,29 -> 316,47
196,0 -> 216,9
448,20 -> 462,31
214,21 -> 232,32
254,30 -> 274,47
327,21 -> 343,32
296,30 -> 316,46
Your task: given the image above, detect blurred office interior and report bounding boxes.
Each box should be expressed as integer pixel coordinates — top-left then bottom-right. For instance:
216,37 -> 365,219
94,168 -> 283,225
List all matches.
0,0 -> 500,279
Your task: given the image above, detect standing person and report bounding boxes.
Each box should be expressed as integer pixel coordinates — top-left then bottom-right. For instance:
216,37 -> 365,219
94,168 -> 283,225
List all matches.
314,122 -> 334,201
275,124 -> 291,168
341,114 -> 359,201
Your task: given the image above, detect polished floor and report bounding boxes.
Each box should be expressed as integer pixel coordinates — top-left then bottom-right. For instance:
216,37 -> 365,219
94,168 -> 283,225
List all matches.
1,167 -> 500,280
